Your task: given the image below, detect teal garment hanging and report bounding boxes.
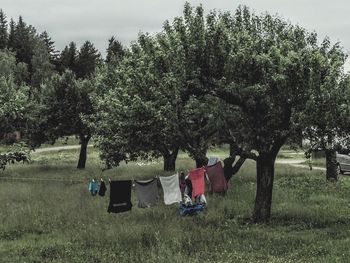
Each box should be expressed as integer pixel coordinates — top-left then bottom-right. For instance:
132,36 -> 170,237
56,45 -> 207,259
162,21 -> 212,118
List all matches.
88,180 -> 99,196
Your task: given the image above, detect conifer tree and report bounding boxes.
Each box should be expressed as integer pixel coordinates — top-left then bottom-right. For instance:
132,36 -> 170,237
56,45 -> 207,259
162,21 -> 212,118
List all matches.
7,18 -> 15,50
75,41 -> 101,79
59,41 -> 77,73
39,31 -> 59,65
106,36 -> 124,63
0,9 -> 8,49
12,16 -> 33,65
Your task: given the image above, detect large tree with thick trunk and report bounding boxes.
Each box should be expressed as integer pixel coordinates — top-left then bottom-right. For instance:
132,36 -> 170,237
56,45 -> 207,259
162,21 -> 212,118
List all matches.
89,34 -> 184,171
92,3 -> 348,223
89,24 -> 223,171
180,4 -> 348,222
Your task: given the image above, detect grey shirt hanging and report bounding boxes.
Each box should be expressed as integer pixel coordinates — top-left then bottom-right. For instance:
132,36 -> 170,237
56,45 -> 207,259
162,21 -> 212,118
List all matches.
135,178 -> 158,208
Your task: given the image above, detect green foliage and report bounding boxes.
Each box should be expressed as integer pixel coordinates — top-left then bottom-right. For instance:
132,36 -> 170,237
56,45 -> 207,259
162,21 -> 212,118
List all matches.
0,50 -> 33,169
43,70 -> 94,139
30,40 -> 55,93
40,70 -> 96,168
0,54 -> 29,135
39,31 -> 59,66
59,41 -> 77,73
90,34 -> 184,168
91,12 -> 226,169
300,40 -> 349,146
0,49 -> 28,85
0,9 -> 8,49
75,41 -> 102,79
0,143 -> 30,170
106,36 -> 125,64
7,18 -> 15,50
9,16 -> 37,70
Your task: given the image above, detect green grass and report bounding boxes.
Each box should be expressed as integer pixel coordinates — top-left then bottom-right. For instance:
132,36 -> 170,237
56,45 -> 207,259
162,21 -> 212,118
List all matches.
1,148 -> 350,262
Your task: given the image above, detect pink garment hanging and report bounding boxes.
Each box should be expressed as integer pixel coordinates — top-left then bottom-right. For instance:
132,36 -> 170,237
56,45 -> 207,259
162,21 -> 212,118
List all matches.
188,167 -> 205,200
206,162 -> 228,193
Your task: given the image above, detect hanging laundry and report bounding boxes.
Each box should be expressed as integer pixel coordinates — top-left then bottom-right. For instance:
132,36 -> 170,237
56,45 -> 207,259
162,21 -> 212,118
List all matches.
206,162 -> 228,194
188,167 -> 205,200
135,178 -> 158,208
108,180 -> 132,213
159,173 -> 182,205
179,171 -> 186,195
183,194 -> 193,206
207,157 -> 219,166
195,194 -> 207,205
88,179 -> 98,196
184,176 -> 192,197
98,179 -> 107,196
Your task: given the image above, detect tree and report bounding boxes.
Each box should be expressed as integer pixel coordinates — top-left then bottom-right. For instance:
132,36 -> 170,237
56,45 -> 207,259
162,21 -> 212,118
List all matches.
93,3 -> 349,224
181,5 -> 349,222
90,26 -> 227,171
75,41 -> 101,79
303,69 -> 350,180
7,15 -> 43,86
0,50 -> 31,169
0,49 -> 28,85
59,41 -> 77,73
44,71 -> 94,169
30,40 -> 55,95
7,18 -> 15,50
11,16 -> 36,66
106,36 -> 125,63
91,9 -> 231,172
0,9 -> 8,49
39,31 -> 59,66
90,36 -> 184,171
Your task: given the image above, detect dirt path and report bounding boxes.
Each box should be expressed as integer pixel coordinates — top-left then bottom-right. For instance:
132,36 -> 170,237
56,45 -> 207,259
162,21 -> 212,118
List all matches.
32,145 -> 93,154
276,159 -> 326,171
31,146 -> 326,171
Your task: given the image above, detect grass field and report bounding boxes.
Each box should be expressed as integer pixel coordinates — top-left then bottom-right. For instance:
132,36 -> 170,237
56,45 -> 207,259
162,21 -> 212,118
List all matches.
1,147 -> 350,262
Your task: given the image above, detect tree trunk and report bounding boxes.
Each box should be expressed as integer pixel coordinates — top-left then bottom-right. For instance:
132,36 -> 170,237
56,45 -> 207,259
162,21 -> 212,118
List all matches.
224,156 -> 246,182
163,148 -> 179,171
252,153 -> 276,223
77,135 -> 91,169
325,149 -> 338,181
229,143 -> 238,156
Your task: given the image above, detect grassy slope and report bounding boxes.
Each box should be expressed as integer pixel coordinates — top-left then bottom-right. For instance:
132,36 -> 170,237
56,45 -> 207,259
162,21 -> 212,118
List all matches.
0,149 -> 350,262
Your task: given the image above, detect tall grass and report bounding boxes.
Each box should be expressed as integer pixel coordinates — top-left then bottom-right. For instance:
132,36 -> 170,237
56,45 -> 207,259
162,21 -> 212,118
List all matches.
0,148 -> 349,262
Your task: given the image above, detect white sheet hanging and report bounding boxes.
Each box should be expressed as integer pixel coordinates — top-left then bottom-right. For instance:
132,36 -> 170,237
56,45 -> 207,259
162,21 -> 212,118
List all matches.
159,173 -> 182,205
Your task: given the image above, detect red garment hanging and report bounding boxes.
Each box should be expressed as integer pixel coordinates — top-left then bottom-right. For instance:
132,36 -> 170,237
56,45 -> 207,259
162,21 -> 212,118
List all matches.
188,167 -> 205,200
206,162 -> 228,193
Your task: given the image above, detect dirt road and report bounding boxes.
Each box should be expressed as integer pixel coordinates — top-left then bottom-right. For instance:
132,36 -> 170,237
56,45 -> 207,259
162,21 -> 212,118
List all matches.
32,145 -> 93,154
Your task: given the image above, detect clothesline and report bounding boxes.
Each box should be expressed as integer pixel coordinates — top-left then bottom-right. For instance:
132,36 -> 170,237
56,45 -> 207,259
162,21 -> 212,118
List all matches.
0,176 -> 84,183
0,156 -> 221,185
0,176 -> 157,184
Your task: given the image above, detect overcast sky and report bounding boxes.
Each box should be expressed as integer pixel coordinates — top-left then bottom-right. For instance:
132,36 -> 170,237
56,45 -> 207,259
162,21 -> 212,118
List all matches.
1,0 -> 350,71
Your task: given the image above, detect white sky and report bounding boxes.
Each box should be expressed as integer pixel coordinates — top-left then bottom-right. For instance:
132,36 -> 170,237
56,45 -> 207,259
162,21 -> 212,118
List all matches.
1,0 -> 350,71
